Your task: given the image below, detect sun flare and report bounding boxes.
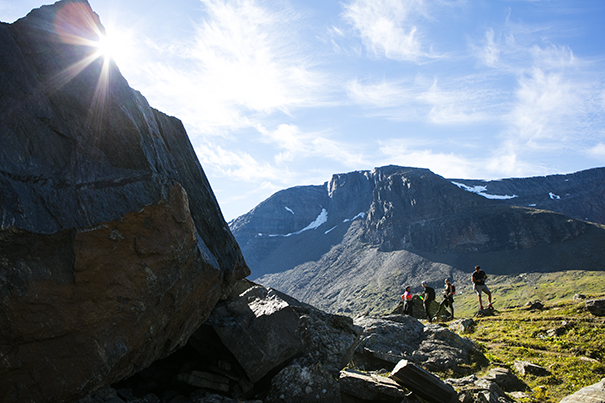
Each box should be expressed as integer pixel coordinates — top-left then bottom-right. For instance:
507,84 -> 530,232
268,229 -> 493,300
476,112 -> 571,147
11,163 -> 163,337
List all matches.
100,28 -> 135,69
95,34 -> 115,59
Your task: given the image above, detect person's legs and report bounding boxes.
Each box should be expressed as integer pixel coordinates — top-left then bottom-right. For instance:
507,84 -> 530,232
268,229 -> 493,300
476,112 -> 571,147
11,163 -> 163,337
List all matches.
424,302 -> 432,322
474,284 -> 484,310
484,285 -> 493,307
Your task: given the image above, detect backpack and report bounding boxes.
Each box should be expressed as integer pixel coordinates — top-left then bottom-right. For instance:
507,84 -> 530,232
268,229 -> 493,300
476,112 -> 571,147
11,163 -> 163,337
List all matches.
451,284 -> 456,295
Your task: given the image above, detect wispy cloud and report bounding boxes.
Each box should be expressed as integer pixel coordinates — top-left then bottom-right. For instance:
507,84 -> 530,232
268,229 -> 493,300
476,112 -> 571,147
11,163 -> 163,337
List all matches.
341,0 -> 439,62
509,68 -> 579,146
195,142 -> 285,182
256,123 -> 369,167
346,78 -> 418,109
587,143 -> 605,157
378,137 -> 543,179
346,74 -> 506,125
378,139 -> 477,178
123,0 -> 327,136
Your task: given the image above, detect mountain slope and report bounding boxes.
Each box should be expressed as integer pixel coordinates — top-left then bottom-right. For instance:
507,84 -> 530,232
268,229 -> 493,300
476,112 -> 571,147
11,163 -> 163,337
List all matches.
229,166 -> 605,314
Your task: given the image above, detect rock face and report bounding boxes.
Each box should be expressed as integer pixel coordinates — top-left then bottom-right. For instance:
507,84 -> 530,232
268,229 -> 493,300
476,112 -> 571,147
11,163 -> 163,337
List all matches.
0,1 -> 248,402
230,165 -> 605,314
101,280 -> 360,402
352,314 -> 482,374
192,284 -> 306,384
452,168 -> 605,226
188,280 -> 361,401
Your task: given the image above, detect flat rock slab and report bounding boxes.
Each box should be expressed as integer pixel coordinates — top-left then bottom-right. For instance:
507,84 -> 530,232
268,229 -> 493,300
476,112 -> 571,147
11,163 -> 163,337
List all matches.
560,378 -> 605,403
389,360 -> 457,403
353,314 -> 480,374
339,369 -> 409,402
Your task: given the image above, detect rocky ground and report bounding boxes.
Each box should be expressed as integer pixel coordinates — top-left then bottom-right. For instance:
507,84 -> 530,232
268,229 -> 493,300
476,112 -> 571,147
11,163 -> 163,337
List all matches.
73,281 -> 605,403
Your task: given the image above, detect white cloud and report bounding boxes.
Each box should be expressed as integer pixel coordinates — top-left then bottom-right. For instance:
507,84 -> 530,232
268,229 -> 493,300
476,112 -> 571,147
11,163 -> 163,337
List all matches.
480,28 -> 501,67
377,137 -> 548,180
195,142 -> 285,182
378,139 -> 476,178
311,137 -> 369,168
587,143 -> 605,157
418,78 -> 496,124
509,68 -> 578,145
346,75 -> 505,125
341,0 -> 437,62
119,0 -> 327,136
530,44 -> 576,71
256,124 -> 310,163
346,78 -> 417,108
256,124 -> 369,167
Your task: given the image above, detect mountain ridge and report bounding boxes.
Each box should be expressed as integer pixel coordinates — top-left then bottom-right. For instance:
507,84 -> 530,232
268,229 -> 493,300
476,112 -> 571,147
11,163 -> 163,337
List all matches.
229,165 -> 605,314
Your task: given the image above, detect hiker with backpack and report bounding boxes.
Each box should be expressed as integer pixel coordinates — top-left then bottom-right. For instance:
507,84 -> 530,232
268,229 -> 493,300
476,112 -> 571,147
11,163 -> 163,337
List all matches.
441,278 -> 455,319
472,265 -> 493,311
421,281 -> 435,322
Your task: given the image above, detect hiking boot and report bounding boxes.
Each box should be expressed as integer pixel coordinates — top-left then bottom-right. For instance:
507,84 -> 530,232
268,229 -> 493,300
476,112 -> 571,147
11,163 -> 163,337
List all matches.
479,305 -> 484,311
488,303 -> 493,309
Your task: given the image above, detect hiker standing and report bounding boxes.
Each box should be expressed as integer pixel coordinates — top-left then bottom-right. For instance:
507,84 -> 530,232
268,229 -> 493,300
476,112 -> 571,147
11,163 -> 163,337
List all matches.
471,265 -> 492,310
401,286 -> 413,315
421,281 -> 435,322
442,278 -> 455,319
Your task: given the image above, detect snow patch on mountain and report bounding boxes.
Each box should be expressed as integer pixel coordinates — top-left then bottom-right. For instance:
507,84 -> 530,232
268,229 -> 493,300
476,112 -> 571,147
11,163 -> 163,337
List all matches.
549,192 -> 561,200
451,181 -> 517,200
265,208 -> 328,237
343,212 -> 366,223
285,207 -> 294,214
324,226 -> 337,234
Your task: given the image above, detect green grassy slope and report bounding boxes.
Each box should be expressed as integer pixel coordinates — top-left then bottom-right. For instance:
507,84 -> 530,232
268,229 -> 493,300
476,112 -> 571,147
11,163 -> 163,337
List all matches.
467,297 -> 605,402
448,270 -> 605,318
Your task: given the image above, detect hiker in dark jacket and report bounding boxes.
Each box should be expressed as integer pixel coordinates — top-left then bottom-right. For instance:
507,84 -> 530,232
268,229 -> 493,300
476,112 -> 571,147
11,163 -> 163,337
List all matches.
441,278 -> 455,319
472,265 -> 493,310
421,281 -> 435,322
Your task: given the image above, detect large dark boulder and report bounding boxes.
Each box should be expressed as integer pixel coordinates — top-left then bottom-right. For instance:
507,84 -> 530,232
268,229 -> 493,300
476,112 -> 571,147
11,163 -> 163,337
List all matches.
188,280 -> 361,401
191,284 -> 306,384
0,1 -> 248,402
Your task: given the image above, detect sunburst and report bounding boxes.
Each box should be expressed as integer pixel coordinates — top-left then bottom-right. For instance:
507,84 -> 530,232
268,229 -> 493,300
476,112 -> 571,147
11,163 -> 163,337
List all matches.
47,2 -> 124,128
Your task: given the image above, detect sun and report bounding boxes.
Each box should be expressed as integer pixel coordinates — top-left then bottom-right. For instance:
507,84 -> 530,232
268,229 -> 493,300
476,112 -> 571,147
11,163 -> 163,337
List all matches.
94,29 -> 128,63
91,24 -> 135,68
95,34 -> 116,59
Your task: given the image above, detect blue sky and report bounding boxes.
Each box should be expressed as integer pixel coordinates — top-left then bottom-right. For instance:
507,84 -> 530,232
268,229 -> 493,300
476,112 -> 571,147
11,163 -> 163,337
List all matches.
3,0 -> 605,221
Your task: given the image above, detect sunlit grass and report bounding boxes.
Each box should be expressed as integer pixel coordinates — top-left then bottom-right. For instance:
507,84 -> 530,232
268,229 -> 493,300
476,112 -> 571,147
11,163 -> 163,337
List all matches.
453,270 -> 605,317
465,298 -> 605,402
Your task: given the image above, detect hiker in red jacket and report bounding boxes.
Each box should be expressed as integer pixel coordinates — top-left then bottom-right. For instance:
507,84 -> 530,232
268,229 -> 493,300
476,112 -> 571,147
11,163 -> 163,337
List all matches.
401,286 -> 413,315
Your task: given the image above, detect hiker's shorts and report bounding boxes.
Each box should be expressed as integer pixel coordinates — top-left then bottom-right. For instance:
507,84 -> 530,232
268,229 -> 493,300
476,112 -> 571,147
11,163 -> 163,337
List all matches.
473,284 -> 490,295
